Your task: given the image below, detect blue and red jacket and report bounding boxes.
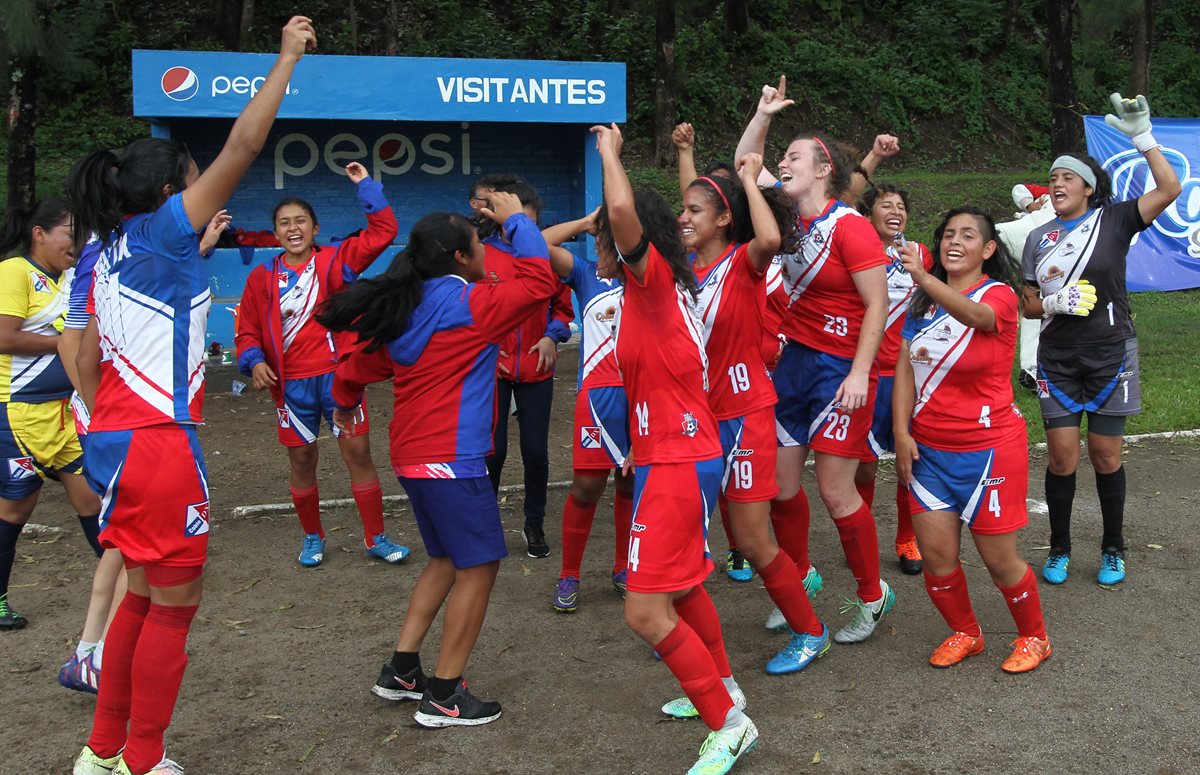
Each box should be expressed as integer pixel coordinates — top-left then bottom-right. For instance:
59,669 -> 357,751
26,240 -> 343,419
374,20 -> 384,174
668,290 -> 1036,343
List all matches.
332,213 -> 559,474
484,235 -> 573,383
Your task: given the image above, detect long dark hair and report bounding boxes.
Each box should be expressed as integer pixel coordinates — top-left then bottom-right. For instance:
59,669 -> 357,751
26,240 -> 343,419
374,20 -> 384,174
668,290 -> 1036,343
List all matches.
0,198 -> 71,260
473,178 -> 541,241
595,188 -> 697,299
686,175 -> 797,252
908,206 -> 1016,319
273,197 -> 318,225
793,133 -> 855,201
67,138 -> 193,249
1058,152 -> 1113,209
317,212 -> 476,352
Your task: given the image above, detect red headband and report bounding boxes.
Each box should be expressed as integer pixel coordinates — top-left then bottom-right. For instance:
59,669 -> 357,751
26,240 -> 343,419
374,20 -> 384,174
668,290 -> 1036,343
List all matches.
697,176 -> 732,217
811,137 -> 836,178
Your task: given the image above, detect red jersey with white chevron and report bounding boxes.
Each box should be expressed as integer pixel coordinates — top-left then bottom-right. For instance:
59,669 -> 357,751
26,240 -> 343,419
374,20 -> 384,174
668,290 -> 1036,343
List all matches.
565,258 -> 623,389
615,243 -> 720,464
900,278 -> 1023,451
777,200 -> 886,358
877,242 -> 933,376
692,243 -> 776,419
762,256 -> 789,368
88,194 -> 210,431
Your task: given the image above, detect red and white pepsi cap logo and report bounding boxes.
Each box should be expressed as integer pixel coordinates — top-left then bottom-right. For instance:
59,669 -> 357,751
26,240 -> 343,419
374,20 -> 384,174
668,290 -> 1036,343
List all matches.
161,66 -> 199,101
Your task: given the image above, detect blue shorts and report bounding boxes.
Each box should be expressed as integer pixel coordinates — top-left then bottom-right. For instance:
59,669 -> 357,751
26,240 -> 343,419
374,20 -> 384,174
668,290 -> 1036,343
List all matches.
573,384 -> 629,471
862,375 -> 895,461
277,372 -> 369,447
398,475 -> 508,569
773,342 -> 876,457
907,431 -> 1028,534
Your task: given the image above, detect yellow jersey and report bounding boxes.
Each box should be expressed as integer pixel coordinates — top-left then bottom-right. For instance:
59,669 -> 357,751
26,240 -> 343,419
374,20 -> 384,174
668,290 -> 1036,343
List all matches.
0,256 -> 73,402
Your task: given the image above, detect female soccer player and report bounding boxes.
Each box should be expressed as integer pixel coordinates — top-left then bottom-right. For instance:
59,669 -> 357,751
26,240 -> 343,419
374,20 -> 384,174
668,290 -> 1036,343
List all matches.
894,206 -> 1051,673
69,17 -> 316,775
0,200 -> 103,631
541,212 -> 633,613
320,195 -> 558,727
593,122 -> 757,775
1022,93 -> 1180,586
235,162 -> 406,568
735,77 -> 894,643
855,184 -> 932,575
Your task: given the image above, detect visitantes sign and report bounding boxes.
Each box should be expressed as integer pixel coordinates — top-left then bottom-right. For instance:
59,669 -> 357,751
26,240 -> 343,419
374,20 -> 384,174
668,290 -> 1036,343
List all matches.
133,50 -> 626,123
1084,116 -> 1200,291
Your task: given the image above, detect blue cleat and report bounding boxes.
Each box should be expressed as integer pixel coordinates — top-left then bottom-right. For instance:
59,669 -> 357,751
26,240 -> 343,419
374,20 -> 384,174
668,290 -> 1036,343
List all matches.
298,533 -> 326,567
765,623 -> 831,675
1042,553 -> 1069,584
366,533 -> 410,564
1097,551 -> 1126,585
725,549 -> 754,582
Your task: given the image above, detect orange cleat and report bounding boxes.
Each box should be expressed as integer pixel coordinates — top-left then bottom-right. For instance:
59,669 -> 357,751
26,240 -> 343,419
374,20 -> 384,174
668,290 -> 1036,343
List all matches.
929,631 -> 985,668
1001,636 -> 1052,674
896,539 -> 923,575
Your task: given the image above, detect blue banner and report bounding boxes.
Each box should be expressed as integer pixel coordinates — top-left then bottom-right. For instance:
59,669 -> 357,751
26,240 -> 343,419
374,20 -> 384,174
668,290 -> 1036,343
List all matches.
1083,116 -> 1200,291
133,50 -> 625,124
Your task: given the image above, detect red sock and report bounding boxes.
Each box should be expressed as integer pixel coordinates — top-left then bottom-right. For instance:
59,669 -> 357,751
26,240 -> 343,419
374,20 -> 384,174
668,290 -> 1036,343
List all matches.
855,478 -> 875,509
672,586 -> 731,677
923,565 -> 980,636
718,494 -> 736,551
559,493 -> 598,578
121,603 -> 198,774
87,593 -> 150,758
612,488 -> 633,574
351,480 -> 386,545
770,489 -> 811,571
759,550 -> 822,636
895,481 -> 915,545
833,501 -> 883,601
998,566 -> 1047,639
291,484 -> 323,538
654,620 -> 733,731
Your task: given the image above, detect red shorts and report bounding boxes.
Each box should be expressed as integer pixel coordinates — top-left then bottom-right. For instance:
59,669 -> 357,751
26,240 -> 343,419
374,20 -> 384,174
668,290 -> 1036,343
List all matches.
625,457 -> 723,594
572,384 -> 629,471
87,425 -> 210,568
718,405 -> 779,502
906,430 -> 1028,535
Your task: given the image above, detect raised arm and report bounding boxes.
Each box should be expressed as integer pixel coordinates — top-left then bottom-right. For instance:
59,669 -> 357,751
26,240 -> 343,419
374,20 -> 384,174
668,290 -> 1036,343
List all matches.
738,153 -> 781,271
734,76 -> 793,188
1104,93 -> 1182,225
590,123 -> 646,279
850,134 -> 900,199
334,162 -> 400,277
899,243 -> 997,332
673,123 -> 698,198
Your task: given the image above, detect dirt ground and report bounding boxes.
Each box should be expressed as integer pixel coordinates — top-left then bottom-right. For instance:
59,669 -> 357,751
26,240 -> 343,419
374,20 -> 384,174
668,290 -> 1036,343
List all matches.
3,349 -> 1197,775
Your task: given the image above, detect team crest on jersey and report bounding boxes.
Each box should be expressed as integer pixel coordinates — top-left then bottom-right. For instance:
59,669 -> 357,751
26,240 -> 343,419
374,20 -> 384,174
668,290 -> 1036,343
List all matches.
30,271 -> 52,294
486,271 -> 501,285
911,347 -> 932,365
7,457 -> 36,480
680,412 -> 699,438
931,324 -> 956,343
185,500 -> 211,537
277,407 -> 290,428
1037,229 -> 1062,251
580,426 -> 602,449
1040,266 -> 1064,284
278,272 -> 290,288
594,305 -> 617,322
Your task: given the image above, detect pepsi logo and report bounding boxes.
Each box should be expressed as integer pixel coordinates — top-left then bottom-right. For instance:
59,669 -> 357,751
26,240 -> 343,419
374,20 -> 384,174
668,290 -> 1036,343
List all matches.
162,67 -> 199,101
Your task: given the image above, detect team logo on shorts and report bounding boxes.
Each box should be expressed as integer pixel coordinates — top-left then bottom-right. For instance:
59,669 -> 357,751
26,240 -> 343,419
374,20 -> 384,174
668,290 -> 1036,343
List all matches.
911,347 -> 932,365
1036,379 -> 1049,398
983,476 -> 1006,486
7,457 -> 36,480
277,407 -> 290,428
731,448 -> 754,457
1037,229 -> 1061,252
580,426 -> 603,449
680,412 -> 699,438
185,500 -> 211,537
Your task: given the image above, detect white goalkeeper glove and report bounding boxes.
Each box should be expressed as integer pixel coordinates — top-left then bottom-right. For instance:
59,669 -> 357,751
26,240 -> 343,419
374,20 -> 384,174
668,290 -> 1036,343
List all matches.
1104,92 -> 1157,153
1042,280 -> 1098,318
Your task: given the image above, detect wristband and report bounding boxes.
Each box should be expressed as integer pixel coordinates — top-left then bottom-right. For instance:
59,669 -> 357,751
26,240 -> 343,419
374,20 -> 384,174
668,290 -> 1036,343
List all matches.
1132,131 -> 1160,154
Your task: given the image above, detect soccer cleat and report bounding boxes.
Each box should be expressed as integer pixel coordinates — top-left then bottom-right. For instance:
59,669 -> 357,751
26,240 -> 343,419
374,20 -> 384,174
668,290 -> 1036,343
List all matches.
725,549 -> 754,582
1041,553 -> 1069,584
366,533 -> 410,564
413,679 -> 502,728
1001,636 -> 1052,674
552,576 -> 580,613
929,632 -> 986,668
764,606 -> 788,632
765,623 -> 830,675
1097,550 -> 1126,585
59,651 -> 101,694
523,524 -> 550,559
896,539 -> 923,575
661,683 -> 747,720
371,663 -> 427,702
833,580 -> 896,644
766,565 -> 823,632
611,568 -> 627,597
298,533 -> 325,567
686,715 -> 759,775
0,593 -> 27,630
72,746 -> 120,775
114,756 -> 185,774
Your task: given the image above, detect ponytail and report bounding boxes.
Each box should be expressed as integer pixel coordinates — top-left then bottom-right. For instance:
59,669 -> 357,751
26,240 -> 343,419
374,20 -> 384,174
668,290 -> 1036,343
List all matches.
67,150 -> 125,250
317,212 -> 476,351
0,198 -> 72,260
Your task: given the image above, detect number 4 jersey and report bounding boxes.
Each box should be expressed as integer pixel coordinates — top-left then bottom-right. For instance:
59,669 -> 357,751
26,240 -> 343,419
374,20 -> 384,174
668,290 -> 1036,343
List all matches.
901,278 -> 1024,451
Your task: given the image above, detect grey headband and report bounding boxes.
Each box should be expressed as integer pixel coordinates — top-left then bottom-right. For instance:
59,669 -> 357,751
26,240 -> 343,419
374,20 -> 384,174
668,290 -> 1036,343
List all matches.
1050,156 -> 1097,189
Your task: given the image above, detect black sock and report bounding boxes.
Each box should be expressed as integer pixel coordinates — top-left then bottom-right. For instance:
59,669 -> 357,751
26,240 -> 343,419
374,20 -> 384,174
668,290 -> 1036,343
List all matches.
1045,469 -> 1076,554
0,518 -> 23,599
428,675 -> 462,701
389,651 -> 421,674
77,514 -> 103,558
1095,467 -> 1127,553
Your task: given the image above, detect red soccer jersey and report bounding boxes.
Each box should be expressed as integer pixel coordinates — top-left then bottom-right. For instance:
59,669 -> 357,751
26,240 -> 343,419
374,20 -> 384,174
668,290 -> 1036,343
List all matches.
877,242 -> 934,377
615,243 -> 721,465
692,243 -> 777,419
777,200 -> 886,358
761,258 -> 789,369
901,278 -> 1024,451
